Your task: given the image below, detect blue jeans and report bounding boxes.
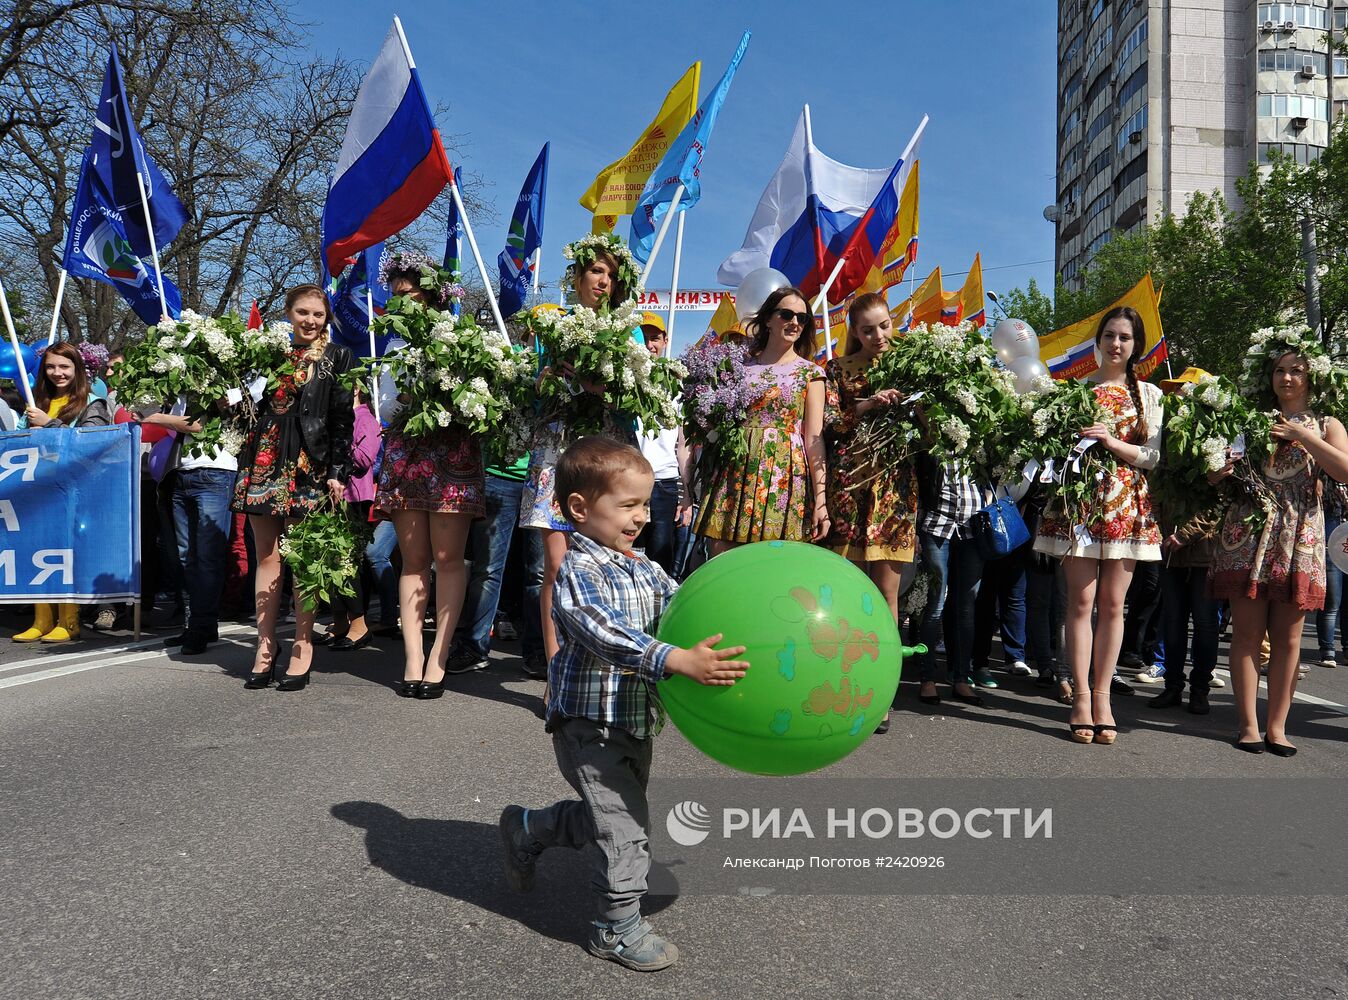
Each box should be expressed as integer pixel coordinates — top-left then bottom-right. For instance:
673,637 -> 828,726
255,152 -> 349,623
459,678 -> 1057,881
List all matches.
1160,564 -> 1219,692
366,520 -> 399,626
972,549 -> 1028,669
917,530 -> 985,685
457,475 -> 544,657
170,468 -> 234,639
637,477 -> 687,578
1316,516 -> 1344,661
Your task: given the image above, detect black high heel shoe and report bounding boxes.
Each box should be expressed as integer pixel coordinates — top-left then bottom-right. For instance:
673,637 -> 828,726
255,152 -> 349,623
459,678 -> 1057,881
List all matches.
245,642 -> 276,689
416,677 -> 446,699
276,668 -> 311,692
330,631 -> 373,652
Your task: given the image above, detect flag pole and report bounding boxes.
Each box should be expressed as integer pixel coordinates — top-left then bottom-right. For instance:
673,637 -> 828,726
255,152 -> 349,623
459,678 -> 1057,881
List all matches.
0,278 -> 34,407
449,179 -> 510,340
665,212 -> 685,357
134,171 -> 169,317
801,105 -> 833,359
46,269 -> 68,345
638,183 -> 685,286
531,247 -> 541,303
366,284 -> 381,422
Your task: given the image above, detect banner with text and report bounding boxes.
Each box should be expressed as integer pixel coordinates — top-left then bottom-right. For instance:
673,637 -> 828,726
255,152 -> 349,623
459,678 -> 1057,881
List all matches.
636,289 -> 733,312
0,425 -> 140,602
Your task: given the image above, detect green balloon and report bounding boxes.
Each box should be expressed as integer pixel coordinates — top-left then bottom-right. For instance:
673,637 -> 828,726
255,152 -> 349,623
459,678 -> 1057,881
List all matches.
657,541 -> 918,776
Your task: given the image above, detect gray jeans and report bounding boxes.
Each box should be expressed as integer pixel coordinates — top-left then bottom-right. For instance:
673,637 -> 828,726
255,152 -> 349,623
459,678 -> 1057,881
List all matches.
527,718 -> 653,923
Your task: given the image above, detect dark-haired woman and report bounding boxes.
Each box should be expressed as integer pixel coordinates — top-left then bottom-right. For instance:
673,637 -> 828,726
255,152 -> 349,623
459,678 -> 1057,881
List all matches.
13,342 -> 110,643
1032,307 -> 1162,745
233,284 -> 354,690
696,286 -> 829,552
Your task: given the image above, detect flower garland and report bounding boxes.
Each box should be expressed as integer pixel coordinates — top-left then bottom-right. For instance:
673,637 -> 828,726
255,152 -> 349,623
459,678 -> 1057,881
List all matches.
378,250 -> 467,310
1241,325 -> 1348,416
561,232 -> 641,306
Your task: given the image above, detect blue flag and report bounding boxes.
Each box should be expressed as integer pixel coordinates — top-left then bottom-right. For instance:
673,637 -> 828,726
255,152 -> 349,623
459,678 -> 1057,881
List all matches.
330,243 -> 391,358
630,31 -> 750,264
62,149 -> 182,324
88,44 -> 188,259
444,199 -> 464,316
496,142 -> 549,318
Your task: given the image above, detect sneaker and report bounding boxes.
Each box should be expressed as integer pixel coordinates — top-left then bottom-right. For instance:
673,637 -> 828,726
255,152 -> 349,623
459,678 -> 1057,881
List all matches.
498,805 -> 538,892
92,608 -> 118,631
1135,663 -> 1166,684
587,916 -> 679,972
1322,658 -> 1338,669
972,668 -> 999,689
443,646 -> 489,674
1110,675 -> 1135,696
1210,674 -> 1227,688
1008,660 -> 1032,677
521,650 -> 548,679
494,615 -> 519,641
1117,652 -> 1145,671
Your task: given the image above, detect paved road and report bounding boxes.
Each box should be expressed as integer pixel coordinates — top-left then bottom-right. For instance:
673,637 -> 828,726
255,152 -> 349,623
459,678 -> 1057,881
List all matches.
3,606 -> 1347,999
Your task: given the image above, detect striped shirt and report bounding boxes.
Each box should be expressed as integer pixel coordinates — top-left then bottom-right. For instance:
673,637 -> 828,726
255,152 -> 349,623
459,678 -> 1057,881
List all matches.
548,531 -> 679,738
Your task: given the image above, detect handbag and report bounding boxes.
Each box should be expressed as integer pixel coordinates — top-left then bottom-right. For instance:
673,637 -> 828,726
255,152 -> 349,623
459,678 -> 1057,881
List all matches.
970,490 -> 1031,561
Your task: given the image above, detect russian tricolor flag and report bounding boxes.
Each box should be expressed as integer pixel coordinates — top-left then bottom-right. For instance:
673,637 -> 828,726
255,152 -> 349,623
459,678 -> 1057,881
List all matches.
322,19 -> 454,277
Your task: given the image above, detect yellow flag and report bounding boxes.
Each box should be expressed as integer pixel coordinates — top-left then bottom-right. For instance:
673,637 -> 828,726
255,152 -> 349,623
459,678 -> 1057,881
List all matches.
1038,273 -> 1168,380
895,267 -> 943,328
862,160 -> 920,293
580,63 -> 701,233
691,292 -> 741,350
942,252 -> 984,327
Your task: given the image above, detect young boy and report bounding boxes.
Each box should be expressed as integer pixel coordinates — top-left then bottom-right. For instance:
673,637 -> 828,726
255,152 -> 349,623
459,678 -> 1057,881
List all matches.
499,436 -> 748,972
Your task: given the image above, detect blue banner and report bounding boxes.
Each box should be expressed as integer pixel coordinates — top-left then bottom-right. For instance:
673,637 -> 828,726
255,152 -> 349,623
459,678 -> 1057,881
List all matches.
497,142 -> 549,317
0,425 -> 140,602
330,242 -> 390,358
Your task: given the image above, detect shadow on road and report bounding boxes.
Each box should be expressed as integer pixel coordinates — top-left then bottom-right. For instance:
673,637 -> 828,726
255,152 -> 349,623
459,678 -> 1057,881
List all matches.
330,801 -> 677,945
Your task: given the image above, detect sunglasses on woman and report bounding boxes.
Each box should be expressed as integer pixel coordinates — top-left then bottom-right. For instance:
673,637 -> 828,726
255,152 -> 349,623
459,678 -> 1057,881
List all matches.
773,307 -> 811,326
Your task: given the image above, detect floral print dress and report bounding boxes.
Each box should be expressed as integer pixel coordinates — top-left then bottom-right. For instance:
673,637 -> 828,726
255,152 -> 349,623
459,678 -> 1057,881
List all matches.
233,350 -> 327,516
822,354 -> 917,563
374,426 -> 485,518
696,355 -> 822,544
1209,413 -> 1327,610
1033,381 -> 1162,561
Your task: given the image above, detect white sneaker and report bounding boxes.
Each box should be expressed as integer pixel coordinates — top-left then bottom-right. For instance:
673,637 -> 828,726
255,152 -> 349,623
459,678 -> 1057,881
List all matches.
1135,663 -> 1166,684
1008,660 -> 1032,677
1321,658 -> 1338,669
1210,674 -> 1227,688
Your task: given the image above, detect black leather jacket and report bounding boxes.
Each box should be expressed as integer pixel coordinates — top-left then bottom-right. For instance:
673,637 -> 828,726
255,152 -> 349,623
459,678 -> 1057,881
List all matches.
295,342 -> 355,483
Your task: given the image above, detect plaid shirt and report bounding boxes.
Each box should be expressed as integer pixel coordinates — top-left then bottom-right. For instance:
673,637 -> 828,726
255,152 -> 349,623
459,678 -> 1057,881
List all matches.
919,462 -> 984,540
548,532 -> 679,738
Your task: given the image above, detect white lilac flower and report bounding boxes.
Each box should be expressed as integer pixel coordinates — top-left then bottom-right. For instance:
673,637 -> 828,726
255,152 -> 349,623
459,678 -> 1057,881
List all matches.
430,319 -> 458,344
1180,382 -> 1195,396
1201,437 -> 1228,471
1310,355 -> 1331,376
219,426 -> 246,455
1032,409 -> 1052,437
954,386 -> 978,415
1030,374 -> 1056,394
941,416 -> 971,452
435,408 -> 451,427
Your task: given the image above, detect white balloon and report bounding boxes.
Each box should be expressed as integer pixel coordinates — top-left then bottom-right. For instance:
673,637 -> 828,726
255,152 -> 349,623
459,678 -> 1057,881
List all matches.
734,267 -> 792,321
1009,357 -> 1049,395
1330,522 -> 1348,574
992,318 -> 1040,364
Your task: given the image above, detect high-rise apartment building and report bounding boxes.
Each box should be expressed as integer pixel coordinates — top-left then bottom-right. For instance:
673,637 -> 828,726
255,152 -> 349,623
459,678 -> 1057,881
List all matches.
1052,0 -> 1346,289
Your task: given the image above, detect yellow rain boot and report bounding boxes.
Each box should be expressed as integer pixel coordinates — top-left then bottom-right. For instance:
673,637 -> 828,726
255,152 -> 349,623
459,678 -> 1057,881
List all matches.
40,604 -> 81,642
13,604 -> 55,642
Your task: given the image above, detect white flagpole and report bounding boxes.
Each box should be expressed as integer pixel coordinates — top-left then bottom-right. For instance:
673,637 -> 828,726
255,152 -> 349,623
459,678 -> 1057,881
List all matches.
0,278 -> 34,407
449,180 -> 510,339
47,269 -> 68,345
665,212 -> 685,357
531,247 -> 541,305
801,105 -> 832,359
638,183 -> 685,287
134,171 -> 169,318
366,284 -> 381,422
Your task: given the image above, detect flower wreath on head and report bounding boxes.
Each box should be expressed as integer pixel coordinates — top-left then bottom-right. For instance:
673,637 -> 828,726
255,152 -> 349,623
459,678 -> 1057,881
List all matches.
561,232 -> 642,307
1240,325 -> 1345,414
378,249 -> 467,311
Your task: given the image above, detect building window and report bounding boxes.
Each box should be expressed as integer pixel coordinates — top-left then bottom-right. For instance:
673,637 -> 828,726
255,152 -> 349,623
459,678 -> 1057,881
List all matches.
1118,19 -> 1147,64
1060,108 -> 1082,142
1257,93 -> 1330,120
1085,189 -> 1114,225
1084,24 -> 1115,76
1086,148 -> 1114,184
1085,67 -> 1111,109
1061,30 -> 1084,66
1336,56 -> 1348,77
1063,70 -> 1084,106
1258,50 -> 1327,74
1257,4 -> 1328,29
1086,230 -> 1114,256
1118,104 -> 1148,150
1258,142 -> 1323,164
1086,109 -> 1113,145
1116,65 -> 1147,110
1061,146 -> 1083,182
1335,8 -> 1347,30
1088,0 -> 1106,24
1114,151 -> 1147,193
1115,0 -> 1141,28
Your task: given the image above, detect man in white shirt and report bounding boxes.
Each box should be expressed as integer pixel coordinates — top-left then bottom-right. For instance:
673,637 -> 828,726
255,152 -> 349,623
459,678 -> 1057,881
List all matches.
634,313 -> 691,577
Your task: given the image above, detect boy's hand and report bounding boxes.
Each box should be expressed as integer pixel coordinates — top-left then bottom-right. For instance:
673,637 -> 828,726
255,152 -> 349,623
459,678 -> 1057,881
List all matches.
666,634 -> 750,686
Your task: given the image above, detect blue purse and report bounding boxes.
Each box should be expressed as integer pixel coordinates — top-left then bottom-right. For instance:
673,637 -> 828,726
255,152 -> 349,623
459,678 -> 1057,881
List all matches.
971,491 -> 1031,561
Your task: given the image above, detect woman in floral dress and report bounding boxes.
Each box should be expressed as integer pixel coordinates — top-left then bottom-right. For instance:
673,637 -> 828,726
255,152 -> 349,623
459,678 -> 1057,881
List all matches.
697,286 -> 829,552
822,292 -> 916,734
233,284 -> 354,690
1208,331 -> 1348,755
519,233 -> 642,662
373,251 -> 486,699
1032,307 -> 1162,745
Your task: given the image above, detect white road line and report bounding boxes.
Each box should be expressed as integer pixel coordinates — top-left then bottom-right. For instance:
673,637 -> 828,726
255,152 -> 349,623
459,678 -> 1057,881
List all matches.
1291,690 -> 1348,713
0,623 -> 257,675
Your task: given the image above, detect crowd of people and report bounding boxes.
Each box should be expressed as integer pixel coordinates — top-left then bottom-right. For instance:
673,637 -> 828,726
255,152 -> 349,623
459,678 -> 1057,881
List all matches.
8,236 -> 1343,762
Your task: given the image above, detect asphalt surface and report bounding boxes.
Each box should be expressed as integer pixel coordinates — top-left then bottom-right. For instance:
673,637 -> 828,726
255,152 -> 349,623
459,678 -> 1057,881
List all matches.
3,603 -> 1348,1000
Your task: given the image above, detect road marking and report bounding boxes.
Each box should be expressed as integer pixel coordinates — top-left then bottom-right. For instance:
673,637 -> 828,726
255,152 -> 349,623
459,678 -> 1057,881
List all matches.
1291,689 -> 1348,714
0,623 -> 257,675
0,624 -> 294,690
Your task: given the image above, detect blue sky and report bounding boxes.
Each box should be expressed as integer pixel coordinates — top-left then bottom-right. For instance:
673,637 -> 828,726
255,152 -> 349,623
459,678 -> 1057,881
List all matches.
308,0 -> 1058,346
